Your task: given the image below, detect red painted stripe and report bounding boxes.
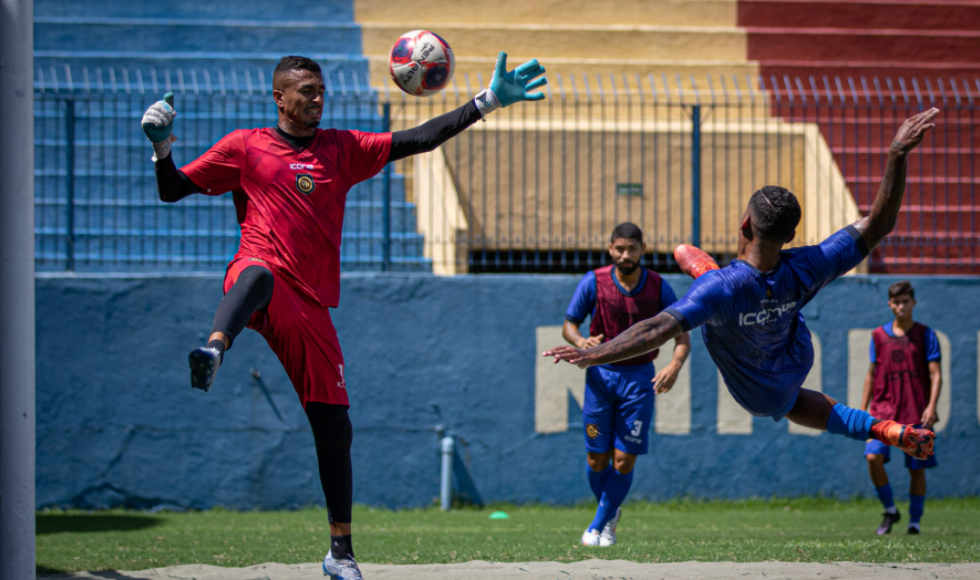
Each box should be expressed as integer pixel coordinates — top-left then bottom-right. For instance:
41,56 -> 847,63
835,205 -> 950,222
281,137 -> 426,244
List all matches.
740,0 -> 980,31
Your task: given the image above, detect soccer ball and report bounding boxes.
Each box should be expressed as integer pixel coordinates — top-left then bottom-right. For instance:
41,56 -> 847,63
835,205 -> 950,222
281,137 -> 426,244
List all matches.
388,30 -> 455,97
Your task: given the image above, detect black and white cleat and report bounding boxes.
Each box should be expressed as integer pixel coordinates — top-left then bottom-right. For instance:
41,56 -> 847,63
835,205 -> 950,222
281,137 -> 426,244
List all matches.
188,346 -> 222,392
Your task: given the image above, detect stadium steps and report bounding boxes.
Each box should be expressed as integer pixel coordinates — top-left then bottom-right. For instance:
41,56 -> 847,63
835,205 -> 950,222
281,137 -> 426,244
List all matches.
33,0 -> 431,273
739,0 -> 980,274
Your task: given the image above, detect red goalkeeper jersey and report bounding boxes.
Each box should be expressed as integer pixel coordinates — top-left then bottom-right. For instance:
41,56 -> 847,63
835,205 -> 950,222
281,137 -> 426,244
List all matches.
182,128 -> 391,307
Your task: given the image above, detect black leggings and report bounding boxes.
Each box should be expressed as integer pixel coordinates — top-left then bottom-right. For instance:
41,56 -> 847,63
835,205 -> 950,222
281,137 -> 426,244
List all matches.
210,265 -> 274,347
306,402 -> 354,524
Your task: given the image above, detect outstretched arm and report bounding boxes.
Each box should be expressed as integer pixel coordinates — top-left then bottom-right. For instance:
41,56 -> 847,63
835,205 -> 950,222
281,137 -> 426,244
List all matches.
852,108 -> 938,250
142,93 -> 203,202
543,311 -> 684,369
387,52 -> 546,163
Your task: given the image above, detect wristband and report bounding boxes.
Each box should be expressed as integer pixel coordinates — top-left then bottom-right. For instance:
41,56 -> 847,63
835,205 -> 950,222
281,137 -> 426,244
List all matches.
474,88 -> 502,118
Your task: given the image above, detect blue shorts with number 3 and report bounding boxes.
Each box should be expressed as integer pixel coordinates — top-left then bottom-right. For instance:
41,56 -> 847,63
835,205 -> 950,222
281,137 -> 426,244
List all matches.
582,363 -> 656,455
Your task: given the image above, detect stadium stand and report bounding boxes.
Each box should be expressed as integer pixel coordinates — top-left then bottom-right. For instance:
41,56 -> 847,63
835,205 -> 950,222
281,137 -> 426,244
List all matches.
739,0 -> 980,273
33,0 -> 430,272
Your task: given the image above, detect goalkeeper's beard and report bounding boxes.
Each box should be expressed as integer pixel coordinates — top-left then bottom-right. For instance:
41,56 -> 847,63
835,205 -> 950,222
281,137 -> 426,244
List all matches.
305,119 -> 321,129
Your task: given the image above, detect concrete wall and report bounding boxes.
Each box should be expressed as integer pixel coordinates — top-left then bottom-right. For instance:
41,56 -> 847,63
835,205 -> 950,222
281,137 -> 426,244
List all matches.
36,273 -> 980,510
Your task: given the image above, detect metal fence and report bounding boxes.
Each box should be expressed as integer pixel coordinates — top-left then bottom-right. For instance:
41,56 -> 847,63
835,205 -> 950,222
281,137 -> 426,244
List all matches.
34,66 -> 980,275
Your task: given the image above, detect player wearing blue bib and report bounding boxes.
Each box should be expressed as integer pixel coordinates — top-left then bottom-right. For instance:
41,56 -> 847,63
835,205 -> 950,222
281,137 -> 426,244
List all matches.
545,108 -> 940,463
563,223 -> 691,547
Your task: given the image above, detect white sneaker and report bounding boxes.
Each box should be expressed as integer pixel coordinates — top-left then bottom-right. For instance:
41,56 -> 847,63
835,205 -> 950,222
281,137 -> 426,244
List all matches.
599,507 -> 621,547
581,529 -> 600,546
322,551 -> 363,580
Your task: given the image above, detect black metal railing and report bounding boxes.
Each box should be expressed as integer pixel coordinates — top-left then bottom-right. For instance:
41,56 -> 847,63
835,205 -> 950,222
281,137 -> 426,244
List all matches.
34,66 -> 980,275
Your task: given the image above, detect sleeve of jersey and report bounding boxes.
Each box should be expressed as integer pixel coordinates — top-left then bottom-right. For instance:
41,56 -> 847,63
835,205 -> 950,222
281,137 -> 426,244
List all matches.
180,131 -> 246,196
658,278 -> 679,311
925,328 -> 942,362
663,271 -> 728,332
565,272 -> 597,325
796,226 -> 870,290
343,130 -> 393,186
869,338 -> 877,364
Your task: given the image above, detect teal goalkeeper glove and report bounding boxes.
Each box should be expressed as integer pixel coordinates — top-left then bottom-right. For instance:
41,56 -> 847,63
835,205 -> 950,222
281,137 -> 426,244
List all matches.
474,52 -> 547,117
141,92 -> 177,160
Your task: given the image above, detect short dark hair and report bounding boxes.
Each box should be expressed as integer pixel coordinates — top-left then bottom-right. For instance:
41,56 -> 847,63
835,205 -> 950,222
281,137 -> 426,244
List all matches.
888,280 -> 915,300
747,186 -> 801,242
610,222 -> 644,245
273,56 -> 322,90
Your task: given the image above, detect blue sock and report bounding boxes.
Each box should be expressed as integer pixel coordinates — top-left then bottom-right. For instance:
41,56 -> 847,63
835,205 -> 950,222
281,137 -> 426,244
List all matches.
875,483 -> 895,510
588,469 -> 633,533
826,403 -> 875,441
909,494 -> 925,524
586,464 -> 612,503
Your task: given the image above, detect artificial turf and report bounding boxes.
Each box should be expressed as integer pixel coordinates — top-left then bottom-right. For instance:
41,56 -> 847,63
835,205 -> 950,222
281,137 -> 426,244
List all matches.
37,497 -> 980,574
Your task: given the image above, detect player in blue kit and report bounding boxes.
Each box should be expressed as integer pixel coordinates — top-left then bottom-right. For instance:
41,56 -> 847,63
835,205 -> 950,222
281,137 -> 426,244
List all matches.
545,108 -> 940,462
563,223 -> 691,547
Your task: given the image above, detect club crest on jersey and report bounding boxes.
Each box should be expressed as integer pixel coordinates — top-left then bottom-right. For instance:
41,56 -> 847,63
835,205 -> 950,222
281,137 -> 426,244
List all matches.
586,424 -> 600,439
296,173 -> 315,195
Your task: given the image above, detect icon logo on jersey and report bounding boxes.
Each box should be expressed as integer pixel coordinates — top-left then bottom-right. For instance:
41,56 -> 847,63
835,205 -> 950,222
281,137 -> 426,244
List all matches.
296,173 -> 315,195
586,424 -> 600,439
290,163 -> 315,170
738,300 -> 798,327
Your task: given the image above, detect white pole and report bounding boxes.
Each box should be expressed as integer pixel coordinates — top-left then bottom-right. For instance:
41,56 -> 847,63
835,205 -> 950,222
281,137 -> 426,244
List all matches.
0,0 -> 37,578
440,436 -> 454,511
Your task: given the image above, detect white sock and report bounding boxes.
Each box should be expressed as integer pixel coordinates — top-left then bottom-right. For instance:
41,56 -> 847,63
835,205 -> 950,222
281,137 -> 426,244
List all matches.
885,506 -> 898,514
909,522 -> 921,531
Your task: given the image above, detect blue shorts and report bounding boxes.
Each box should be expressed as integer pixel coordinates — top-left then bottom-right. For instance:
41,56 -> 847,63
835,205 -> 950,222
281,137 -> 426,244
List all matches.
864,425 -> 938,470
583,363 -> 655,456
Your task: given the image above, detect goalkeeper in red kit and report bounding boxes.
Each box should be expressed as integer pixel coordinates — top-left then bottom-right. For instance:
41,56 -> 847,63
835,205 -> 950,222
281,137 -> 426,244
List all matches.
141,54 -> 546,580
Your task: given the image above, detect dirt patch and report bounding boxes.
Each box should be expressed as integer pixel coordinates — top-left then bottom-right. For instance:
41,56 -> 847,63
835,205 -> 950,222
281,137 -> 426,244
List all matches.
40,559 -> 980,580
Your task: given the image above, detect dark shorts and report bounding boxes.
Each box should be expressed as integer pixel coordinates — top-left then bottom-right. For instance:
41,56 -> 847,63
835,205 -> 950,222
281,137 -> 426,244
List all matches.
224,257 -> 349,409
864,424 -> 938,470
582,363 -> 656,456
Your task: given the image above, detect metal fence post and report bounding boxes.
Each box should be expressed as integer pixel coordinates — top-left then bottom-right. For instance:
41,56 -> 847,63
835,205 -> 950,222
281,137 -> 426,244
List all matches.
65,98 -> 75,271
381,101 -> 391,272
691,104 -> 701,248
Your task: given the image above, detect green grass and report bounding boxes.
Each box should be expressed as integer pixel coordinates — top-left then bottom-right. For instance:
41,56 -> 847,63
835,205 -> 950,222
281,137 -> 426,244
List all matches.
37,497 -> 980,573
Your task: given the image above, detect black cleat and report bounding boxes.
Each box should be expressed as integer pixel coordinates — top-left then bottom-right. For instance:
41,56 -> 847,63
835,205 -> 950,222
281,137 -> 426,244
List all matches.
188,346 -> 222,392
877,509 -> 901,535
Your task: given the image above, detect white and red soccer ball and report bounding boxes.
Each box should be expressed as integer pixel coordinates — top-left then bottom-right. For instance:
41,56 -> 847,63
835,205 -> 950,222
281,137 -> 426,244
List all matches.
388,30 -> 454,97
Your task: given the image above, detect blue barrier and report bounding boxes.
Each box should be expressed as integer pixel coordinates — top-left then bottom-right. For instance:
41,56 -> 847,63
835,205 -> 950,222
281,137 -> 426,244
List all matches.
36,273 -> 980,510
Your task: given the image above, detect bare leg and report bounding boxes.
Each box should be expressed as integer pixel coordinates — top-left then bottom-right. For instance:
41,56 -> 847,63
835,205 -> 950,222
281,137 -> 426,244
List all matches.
867,454 -> 889,487
611,449 -> 637,475
784,388 -> 837,430
587,451 -> 612,473
909,468 -> 926,496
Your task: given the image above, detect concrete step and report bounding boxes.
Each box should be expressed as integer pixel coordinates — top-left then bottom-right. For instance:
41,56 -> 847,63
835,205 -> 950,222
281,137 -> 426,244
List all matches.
370,56 -> 760,94
355,0 -> 738,27
35,17 -> 363,55
36,0 -> 356,21
738,0 -> 980,32
33,54 -> 375,90
747,27 -> 980,65
757,62 -> 980,82
361,22 -> 748,62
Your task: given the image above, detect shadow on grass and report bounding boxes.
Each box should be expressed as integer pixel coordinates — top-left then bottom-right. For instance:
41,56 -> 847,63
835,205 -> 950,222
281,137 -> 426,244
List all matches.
37,513 -> 162,535
38,569 -> 152,579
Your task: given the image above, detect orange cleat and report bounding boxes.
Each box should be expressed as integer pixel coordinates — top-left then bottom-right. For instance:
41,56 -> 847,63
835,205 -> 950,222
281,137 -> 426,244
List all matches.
871,420 -> 935,460
674,244 -> 720,280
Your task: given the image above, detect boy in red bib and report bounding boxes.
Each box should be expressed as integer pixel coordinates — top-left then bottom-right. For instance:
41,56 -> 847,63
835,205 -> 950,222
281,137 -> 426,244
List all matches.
861,281 -> 942,535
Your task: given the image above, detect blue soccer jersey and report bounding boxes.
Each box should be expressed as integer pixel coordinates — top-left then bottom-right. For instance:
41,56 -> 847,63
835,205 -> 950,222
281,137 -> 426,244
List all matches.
665,226 -> 869,419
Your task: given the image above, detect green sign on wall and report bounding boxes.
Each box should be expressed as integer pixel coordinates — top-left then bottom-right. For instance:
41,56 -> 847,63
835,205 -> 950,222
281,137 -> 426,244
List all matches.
616,183 -> 643,196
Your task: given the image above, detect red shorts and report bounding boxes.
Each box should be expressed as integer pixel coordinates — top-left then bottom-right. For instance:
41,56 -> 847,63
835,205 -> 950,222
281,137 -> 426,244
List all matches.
224,257 -> 349,408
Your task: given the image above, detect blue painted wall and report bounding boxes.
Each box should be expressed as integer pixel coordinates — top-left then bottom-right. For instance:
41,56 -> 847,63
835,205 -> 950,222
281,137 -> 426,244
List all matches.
36,274 -> 980,510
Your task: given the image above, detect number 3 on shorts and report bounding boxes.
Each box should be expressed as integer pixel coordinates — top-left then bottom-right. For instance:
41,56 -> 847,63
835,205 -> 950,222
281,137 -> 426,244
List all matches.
631,420 -> 643,437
